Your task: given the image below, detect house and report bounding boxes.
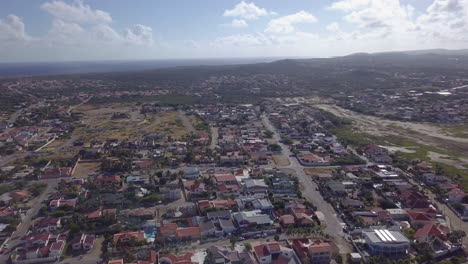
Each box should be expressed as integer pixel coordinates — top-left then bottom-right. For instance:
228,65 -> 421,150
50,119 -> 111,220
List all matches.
85,208 -> 117,221
232,210 -> 273,228
159,252 -> 196,264
421,173 -> 450,185
183,180 -> 207,201
42,167 -> 72,179
244,179 -> 269,193
253,242 -> 295,264
94,175 -> 121,186
25,232 -> 52,248
217,184 -> 241,196
363,228 -> 410,257
126,175 -> 150,185
206,210 -> 231,220
176,227 -> 201,240
49,198 -> 77,210
291,238 -> 334,264
204,211 -> 237,235
49,241 -> 65,257
183,167 -> 200,180
214,175 -> 238,186
447,188 -> 466,203
113,230 -> 145,245
298,154 -> 329,166
198,217 -> 223,239
35,217 -> 61,233
236,197 -> 273,212
279,215 -> 295,228
407,210 -> 435,229
160,223 -> 178,237
198,199 -> 237,212
71,233 -> 95,251
327,181 -> 346,195
414,223 -> 450,244
361,145 -> 392,164
385,209 -> 409,221
399,190 -> 432,209
161,187 -> 182,201
108,260 -> 124,264
206,246 -> 256,264
341,198 -> 364,208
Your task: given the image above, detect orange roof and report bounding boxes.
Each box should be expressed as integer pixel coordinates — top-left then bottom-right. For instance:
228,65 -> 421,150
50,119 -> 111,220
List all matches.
160,223 -> 178,236
176,227 -> 200,238
280,215 -> 295,225
113,230 -> 145,244
215,175 -> 237,183
308,240 -> 333,254
162,252 -> 194,264
415,223 -> 449,241
108,259 -> 124,264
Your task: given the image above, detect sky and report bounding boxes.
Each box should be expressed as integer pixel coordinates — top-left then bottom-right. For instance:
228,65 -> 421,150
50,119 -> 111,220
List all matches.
0,0 -> 467,62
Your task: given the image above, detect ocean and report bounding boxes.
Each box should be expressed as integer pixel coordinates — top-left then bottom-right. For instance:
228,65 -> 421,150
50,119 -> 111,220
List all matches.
0,57 -> 284,78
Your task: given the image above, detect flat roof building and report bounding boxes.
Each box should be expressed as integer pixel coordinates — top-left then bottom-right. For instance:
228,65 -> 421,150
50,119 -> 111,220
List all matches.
363,228 -> 410,257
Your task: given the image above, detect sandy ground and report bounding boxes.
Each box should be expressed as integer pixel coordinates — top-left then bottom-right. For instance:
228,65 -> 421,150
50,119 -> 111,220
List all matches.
380,145 -> 416,153
73,104 -> 188,142
73,161 -> 101,179
426,151 -> 468,169
272,155 -> 290,166
310,103 -> 468,156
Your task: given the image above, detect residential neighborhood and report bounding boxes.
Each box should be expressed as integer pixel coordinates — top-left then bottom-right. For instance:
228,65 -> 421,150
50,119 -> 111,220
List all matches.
0,93 -> 466,264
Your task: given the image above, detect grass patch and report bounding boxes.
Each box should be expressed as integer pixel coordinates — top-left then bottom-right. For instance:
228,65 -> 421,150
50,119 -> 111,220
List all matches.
385,136 -> 461,161
331,125 -> 380,147
432,162 -> 468,191
0,184 -> 14,195
442,124 -> 468,138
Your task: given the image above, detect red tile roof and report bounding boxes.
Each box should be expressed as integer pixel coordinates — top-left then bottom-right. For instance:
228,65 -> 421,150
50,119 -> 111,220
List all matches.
113,230 -> 145,244
415,223 -> 449,242
176,227 -> 200,238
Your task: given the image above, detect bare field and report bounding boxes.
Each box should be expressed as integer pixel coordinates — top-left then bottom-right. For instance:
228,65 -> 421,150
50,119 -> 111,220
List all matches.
273,155 -> 290,166
73,161 -> 101,179
304,167 -> 334,176
73,104 -> 188,142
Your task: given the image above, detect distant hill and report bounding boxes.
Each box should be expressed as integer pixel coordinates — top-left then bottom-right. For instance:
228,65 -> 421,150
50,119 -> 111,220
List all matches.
377,49 -> 468,56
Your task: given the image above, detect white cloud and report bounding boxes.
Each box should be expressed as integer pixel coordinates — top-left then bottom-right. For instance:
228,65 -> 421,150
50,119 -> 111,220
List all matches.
329,0 -> 372,11
41,0 -> 112,24
265,11 -> 317,34
223,1 -> 274,20
230,19 -> 248,28
124,24 -> 154,46
0,15 -> 32,43
326,22 -> 341,32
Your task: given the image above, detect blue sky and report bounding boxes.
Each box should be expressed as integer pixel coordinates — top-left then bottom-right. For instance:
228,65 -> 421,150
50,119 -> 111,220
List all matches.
0,0 -> 466,61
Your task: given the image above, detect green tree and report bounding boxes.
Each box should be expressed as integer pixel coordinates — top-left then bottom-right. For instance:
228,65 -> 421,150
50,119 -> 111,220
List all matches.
230,236 -> 237,249
244,242 -> 252,251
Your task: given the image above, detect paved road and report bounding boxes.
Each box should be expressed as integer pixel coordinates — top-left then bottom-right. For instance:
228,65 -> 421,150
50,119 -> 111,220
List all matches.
261,114 -> 351,254
404,175 -> 468,249
0,179 -> 59,263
